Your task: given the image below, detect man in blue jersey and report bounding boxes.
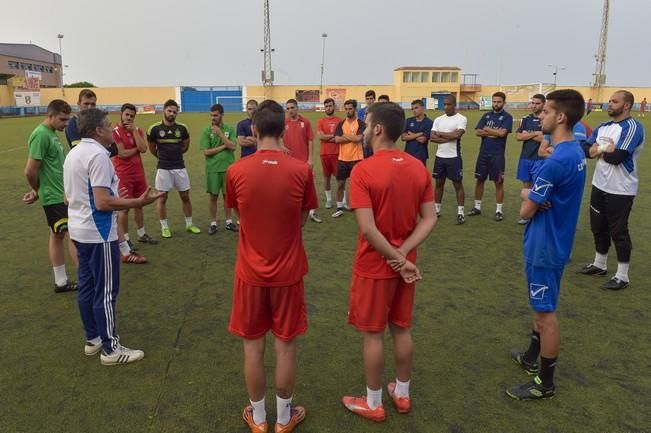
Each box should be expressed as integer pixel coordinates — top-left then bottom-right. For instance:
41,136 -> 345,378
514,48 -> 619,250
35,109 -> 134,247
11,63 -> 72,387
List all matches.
401,99 -> 433,165
237,100 -> 258,158
507,89 -> 587,400
359,90 -> 376,158
468,92 -> 513,221
515,94 -> 545,224
65,89 -> 97,148
578,90 -> 645,290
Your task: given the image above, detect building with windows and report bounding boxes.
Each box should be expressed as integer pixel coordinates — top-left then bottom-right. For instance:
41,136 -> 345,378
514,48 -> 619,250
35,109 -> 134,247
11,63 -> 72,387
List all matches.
0,43 -> 61,87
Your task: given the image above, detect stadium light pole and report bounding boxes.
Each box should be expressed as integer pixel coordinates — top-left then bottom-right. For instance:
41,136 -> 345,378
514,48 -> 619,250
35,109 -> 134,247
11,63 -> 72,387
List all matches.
57,33 -> 64,95
320,33 -> 327,96
546,64 -> 566,89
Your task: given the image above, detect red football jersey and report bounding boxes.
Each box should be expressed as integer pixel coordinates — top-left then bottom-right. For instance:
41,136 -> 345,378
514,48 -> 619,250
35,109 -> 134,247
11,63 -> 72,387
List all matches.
283,116 -> 314,163
111,125 -> 146,178
350,149 -> 434,279
226,149 -> 319,286
317,115 -> 342,155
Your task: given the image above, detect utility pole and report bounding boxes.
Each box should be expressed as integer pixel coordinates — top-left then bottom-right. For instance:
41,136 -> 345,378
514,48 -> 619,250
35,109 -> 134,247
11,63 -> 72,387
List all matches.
262,0 -> 274,99
592,0 -> 609,98
320,33 -> 327,96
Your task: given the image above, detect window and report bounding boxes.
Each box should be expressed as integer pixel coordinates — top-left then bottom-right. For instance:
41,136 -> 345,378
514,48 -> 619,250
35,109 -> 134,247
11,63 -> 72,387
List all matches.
431,72 -> 440,83
403,71 -> 411,83
451,72 -> 459,82
441,72 -> 451,83
8,61 -> 19,69
419,72 -> 429,82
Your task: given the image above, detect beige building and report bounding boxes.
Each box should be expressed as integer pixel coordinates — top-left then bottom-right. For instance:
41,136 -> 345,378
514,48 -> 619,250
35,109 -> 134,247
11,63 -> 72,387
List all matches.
0,43 -> 61,88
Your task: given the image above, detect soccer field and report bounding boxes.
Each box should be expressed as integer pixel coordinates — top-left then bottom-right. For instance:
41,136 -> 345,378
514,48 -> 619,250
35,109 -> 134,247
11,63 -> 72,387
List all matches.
1,109 -> 650,433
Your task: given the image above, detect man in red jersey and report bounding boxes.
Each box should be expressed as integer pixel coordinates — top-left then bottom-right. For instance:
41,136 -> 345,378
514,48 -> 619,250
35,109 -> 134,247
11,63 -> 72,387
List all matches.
283,98 -> 321,223
112,103 -> 158,253
226,100 -> 318,433
316,98 -> 342,209
341,102 -> 437,423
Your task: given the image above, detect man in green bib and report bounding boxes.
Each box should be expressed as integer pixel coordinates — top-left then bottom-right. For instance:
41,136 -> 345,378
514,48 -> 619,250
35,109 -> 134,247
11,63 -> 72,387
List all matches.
23,99 -> 78,293
200,103 -> 238,235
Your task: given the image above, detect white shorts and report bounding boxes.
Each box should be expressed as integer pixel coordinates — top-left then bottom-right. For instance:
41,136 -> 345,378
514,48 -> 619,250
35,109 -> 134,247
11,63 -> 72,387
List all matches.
155,168 -> 191,192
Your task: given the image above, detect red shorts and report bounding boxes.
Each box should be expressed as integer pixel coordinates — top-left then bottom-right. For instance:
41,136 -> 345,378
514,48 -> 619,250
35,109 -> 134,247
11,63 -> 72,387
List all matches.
229,277 -> 308,341
348,273 -> 415,332
320,154 -> 339,177
118,175 -> 148,199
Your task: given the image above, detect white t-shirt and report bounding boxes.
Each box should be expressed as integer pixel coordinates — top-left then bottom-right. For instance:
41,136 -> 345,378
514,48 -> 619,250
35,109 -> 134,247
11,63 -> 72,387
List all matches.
64,138 -> 119,243
431,113 -> 468,158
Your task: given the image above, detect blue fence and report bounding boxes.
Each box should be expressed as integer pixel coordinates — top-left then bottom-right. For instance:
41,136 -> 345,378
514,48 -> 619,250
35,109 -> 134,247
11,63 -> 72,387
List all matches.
180,86 -> 243,113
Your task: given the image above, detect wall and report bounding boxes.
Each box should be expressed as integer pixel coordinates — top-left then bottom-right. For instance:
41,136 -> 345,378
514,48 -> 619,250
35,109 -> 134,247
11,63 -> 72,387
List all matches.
245,85 -> 394,104
39,86 -> 177,106
479,85 -> 651,104
0,85 -> 13,106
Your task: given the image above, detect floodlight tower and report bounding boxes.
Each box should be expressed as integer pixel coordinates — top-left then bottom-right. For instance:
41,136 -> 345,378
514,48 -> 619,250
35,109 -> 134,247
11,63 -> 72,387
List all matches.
592,0 -> 609,92
262,0 -> 274,99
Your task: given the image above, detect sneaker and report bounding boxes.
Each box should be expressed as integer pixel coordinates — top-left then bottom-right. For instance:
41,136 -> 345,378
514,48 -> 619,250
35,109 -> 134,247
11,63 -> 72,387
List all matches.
54,281 -> 78,293
208,224 -> 218,235
100,345 -> 145,366
126,239 -> 137,252
386,382 -> 411,414
510,349 -> 539,375
341,396 -> 385,422
495,211 -> 504,222
506,376 -> 555,400
242,406 -> 268,433
436,211 -> 441,218
84,337 -> 102,356
121,252 -> 148,264
310,212 -> 323,223
225,222 -> 239,232
186,224 -> 201,234
332,208 -> 345,218
578,264 -> 607,276
602,276 -> 628,290
137,233 -> 158,244
325,200 -> 333,209
274,405 -> 306,433
517,218 -> 530,225
468,207 -> 481,216
456,214 -> 465,225
161,227 -> 172,239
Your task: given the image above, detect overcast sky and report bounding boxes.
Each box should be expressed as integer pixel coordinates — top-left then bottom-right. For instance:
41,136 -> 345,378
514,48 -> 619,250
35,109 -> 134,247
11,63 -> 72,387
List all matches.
2,0 -> 648,88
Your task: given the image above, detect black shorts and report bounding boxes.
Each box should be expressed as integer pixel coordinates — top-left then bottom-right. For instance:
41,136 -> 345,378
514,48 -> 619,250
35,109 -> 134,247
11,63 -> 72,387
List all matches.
433,156 -> 463,181
43,203 -> 68,233
337,160 -> 360,181
474,152 -> 505,183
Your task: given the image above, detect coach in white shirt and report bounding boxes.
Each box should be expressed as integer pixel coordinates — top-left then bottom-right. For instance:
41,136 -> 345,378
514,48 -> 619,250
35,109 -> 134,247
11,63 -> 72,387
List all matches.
64,108 -> 162,366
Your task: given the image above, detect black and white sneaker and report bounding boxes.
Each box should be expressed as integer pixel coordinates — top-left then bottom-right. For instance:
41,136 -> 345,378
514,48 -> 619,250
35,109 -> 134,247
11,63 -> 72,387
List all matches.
332,208 -> 345,218
100,345 -> 145,366
84,337 -> 102,356
577,264 -> 607,276
208,224 -> 218,235
137,233 -> 158,244
506,376 -> 555,400
468,208 -> 481,216
495,211 -> 504,222
225,222 -> 239,232
510,349 -> 538,375
456,214 -> 465,225
310,211 -> 323,223
602,276 -> 628,290
126,240 -> 137,252
54,281 -> 78,293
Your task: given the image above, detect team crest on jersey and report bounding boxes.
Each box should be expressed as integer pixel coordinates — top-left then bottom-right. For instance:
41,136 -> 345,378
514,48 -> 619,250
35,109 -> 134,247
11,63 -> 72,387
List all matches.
392,157 -> 404,162
300,122 -> 304,128
159,130 -> 165,138
225,131 -> 230,138
175,129 -> 181,138
532,177 -> 552,197
529,283 -> 548,300
499,116 -> 504,120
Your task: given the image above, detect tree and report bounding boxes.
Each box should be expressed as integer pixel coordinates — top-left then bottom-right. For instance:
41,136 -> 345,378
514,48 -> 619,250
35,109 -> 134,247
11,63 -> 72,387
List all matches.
64,81 -> 96,88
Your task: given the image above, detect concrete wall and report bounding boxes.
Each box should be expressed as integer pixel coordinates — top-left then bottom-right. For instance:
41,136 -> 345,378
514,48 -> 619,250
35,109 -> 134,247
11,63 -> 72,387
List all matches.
39,87 -> 177,106
245,85 -> 394,104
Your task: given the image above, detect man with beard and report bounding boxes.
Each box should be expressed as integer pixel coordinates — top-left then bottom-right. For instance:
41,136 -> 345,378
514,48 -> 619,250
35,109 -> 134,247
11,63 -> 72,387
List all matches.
316,98 -> 342,209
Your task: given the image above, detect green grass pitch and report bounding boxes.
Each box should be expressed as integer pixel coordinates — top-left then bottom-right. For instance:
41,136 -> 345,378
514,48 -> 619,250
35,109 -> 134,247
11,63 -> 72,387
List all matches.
1,109 -> 650,432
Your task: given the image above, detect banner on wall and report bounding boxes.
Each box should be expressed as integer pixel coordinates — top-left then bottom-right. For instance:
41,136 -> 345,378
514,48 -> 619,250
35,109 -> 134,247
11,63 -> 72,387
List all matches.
325,88 -> 346,108
296,90 -> 320,103
14,91 -> 41,107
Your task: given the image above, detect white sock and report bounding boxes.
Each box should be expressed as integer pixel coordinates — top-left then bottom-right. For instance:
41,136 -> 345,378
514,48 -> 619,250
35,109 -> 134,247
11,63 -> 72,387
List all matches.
594,252 -> 608,269
225,218 -> 233,225
474,200 -> 481,210
395,378 -> 410,398
136,227 -> 146,237
435,203 -> 442,213
210,220 -> 217,227
343,190 -> 348,205
366,386 -> 382,410
119,241 -> 131,257
496,203 -> 503,213
123,233 -> 130,242
309,209 -> 315,216
457,206 -> 464,215
325,190 -> 332,201
185,217 -> 193,227
250,397 -> 266,425
616,262 -> 629,282
276,395 -> 292,426
160,219 -> 169,229
53,264 -> 67,286
336,201 -> 344,209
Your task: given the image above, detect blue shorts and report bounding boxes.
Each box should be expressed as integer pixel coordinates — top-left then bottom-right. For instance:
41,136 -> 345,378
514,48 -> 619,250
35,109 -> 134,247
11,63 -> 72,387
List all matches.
433,156 -> 463,181
517,159 -> 543,183
474,152 -> 505,182
525,263 -> 564,313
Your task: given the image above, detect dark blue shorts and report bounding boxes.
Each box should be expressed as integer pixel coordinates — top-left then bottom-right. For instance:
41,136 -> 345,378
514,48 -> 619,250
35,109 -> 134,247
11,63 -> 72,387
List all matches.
433,156 -> 463,181
474,152 -> 505,182
525,262 -> 564,313
517,159 -> 543,183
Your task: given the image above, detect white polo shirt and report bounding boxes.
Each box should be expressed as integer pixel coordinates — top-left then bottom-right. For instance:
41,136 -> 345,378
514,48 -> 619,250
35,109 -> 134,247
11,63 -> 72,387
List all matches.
432,113 -> 468,158
63,138 -> 119,243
